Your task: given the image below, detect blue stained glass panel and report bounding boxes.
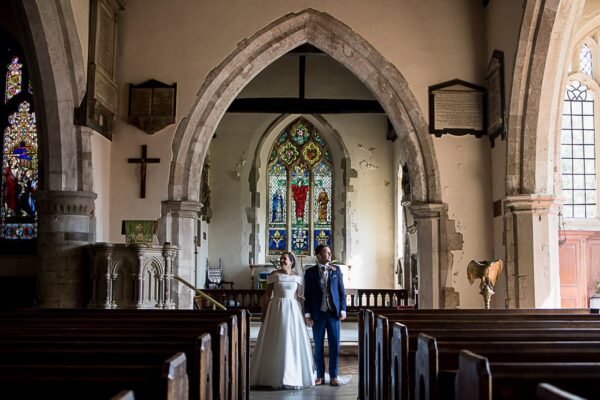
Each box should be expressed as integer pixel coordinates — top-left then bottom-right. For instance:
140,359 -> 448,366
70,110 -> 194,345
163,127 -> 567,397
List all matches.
1,223 -> 35,239
268,229 -> 287,254
313,229 -> 331,248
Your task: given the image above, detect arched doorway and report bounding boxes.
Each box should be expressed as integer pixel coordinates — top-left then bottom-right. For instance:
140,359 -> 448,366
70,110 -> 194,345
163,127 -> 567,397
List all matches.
163,9 -> 449,308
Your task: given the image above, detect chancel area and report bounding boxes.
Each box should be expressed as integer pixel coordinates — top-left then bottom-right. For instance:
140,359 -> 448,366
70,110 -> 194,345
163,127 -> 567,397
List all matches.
3,1 -> 600,399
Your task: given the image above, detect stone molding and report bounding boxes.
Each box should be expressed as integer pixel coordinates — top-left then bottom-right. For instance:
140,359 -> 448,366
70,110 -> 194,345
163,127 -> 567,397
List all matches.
504,194 -> 561,215
35,190 -> 97,216
168,8 -> 440,204
410,202 -> 448,219
161,200 -> 202,218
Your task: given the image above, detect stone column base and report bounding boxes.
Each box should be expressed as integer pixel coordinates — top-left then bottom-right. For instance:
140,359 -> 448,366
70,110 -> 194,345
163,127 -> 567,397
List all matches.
36,190 -> 97,308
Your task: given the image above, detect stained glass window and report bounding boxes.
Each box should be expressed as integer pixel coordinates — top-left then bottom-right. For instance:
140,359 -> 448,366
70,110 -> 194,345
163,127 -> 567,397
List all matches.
267,118 -> 333,256
5,56 -> 22,104
560,80 -> 596,218
1,28 -> 38,244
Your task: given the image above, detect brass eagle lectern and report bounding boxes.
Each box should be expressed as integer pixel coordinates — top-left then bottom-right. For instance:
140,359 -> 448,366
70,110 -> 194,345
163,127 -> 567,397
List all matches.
467,259 -> 503,309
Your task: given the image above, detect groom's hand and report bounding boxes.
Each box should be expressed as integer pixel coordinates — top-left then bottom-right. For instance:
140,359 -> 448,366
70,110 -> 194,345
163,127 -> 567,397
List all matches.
340,311 -> 346,321
305,316 -> 313,326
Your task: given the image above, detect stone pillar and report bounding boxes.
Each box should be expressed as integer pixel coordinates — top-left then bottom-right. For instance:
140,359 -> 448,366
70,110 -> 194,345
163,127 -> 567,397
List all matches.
410,202 -> 453,309
504,195 -> 561,308
159,200 -> 201,309
163,244 -> 178,309
36,190 -> 97,308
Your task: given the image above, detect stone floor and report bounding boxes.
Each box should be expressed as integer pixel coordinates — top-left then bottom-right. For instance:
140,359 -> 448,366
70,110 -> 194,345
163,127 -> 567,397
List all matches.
250,321 -> 359,399
250,375 -> 358,399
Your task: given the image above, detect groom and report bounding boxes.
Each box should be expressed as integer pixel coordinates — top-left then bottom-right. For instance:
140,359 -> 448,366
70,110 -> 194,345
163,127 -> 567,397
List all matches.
304,244 -> 346,386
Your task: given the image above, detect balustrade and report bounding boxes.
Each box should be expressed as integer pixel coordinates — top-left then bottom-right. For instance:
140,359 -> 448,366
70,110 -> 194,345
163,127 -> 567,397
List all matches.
195,288 -> 410,313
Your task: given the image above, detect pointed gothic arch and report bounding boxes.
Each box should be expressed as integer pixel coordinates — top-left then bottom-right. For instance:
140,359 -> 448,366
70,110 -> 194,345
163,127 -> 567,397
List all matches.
168,8 -> 440,205
165,8 -> 454,308
504,0 -> 585,308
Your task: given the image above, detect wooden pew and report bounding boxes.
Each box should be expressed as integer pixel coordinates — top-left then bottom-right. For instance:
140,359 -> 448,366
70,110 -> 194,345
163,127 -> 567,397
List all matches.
359,308 -> 598,400
0,309 -> 249,400
0,335 -> 213,400
112,391 -> 136,400
0,351 -> 189,400
392,324 -> 600,400
416,334 -> 600,400
0,316 -> 227,400
456,350 -> 600,400
361,309 -> 600,400
537,383 -> 586,400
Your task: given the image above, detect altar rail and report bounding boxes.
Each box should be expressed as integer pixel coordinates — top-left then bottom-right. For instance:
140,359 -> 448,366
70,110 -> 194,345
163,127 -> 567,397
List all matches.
195,288 -> 410,313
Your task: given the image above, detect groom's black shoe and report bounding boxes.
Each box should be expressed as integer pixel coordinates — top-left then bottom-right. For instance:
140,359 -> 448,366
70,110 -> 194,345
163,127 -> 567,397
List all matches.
330,378 -> 340,386
315,378 -> 324,386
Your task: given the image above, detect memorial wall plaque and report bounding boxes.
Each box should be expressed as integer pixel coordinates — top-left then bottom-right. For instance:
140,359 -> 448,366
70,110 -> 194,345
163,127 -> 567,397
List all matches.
428,79 -> 487,138
486,50 -> 506,147
76,0 -> 125,140
128,80 -> 177,134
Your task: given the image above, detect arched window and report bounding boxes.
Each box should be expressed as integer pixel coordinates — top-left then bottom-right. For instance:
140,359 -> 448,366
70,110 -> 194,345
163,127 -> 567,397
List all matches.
0,28 -> 38,242
561,80 -> 596,218
267,118 -> 333,256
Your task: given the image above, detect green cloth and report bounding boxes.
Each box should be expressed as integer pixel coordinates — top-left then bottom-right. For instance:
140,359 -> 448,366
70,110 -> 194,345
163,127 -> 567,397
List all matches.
123,220 -> 155,244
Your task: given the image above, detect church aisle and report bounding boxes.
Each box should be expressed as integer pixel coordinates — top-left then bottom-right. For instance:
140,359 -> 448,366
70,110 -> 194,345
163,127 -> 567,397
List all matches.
251,353 -> 358,398
250,375 -> 357,399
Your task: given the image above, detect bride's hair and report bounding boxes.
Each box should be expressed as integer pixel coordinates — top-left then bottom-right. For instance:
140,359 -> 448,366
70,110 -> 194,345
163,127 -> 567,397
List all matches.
282,251 -> 297,269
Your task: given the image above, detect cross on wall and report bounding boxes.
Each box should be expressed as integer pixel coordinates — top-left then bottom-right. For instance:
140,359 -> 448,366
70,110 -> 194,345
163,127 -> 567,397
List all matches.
128,145 -> 160,198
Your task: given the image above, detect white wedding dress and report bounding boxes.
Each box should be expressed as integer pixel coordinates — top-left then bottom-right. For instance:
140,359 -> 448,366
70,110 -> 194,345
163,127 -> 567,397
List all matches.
250,273 -> 315,389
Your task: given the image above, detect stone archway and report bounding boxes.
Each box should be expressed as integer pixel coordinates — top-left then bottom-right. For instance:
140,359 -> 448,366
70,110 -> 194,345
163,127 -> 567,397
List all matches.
504,0 -> 585,307
18,0 -> 96,307
164,8 -> 449,308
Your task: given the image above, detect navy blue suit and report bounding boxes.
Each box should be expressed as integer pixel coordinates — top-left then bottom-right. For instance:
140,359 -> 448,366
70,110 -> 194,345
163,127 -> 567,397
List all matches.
304,264 -> 346,379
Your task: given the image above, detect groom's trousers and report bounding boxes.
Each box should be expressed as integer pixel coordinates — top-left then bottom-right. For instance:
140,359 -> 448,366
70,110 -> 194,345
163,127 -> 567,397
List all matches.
312,310 -> 341,379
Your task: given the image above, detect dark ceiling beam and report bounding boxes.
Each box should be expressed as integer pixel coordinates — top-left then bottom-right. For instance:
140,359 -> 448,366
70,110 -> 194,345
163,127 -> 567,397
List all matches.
299,55 -> 305,99
227,98 -> 385,114
287,43 -> 325,55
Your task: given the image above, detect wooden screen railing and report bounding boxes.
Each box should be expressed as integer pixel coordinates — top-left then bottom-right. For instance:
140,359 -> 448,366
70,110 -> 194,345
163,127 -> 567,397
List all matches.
196,288 -> 410,313
195,289 -> 265,313
345,289 -> 409,311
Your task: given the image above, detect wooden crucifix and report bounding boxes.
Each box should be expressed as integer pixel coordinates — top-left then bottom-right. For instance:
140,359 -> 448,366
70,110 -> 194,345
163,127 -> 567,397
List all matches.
128,145 -> 160,198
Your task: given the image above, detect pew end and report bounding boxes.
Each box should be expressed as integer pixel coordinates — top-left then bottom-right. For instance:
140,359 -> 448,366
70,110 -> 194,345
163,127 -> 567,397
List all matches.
163,352 -> 189,400
455,350 -> 491,400
111,390 -> 135,400
391,323 -> 409,400
416,333 -> 438,400
361,309 -> 376,400
196,333 -> 213,400
537,383 -> 586,400
375,315 -> 390,399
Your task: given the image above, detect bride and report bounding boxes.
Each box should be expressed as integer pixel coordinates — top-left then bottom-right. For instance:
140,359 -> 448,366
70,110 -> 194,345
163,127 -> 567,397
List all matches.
250,251 -> 314,389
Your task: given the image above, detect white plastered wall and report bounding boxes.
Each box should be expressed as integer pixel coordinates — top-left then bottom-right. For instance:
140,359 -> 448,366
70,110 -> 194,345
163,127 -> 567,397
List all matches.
90,133 -> 111,242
